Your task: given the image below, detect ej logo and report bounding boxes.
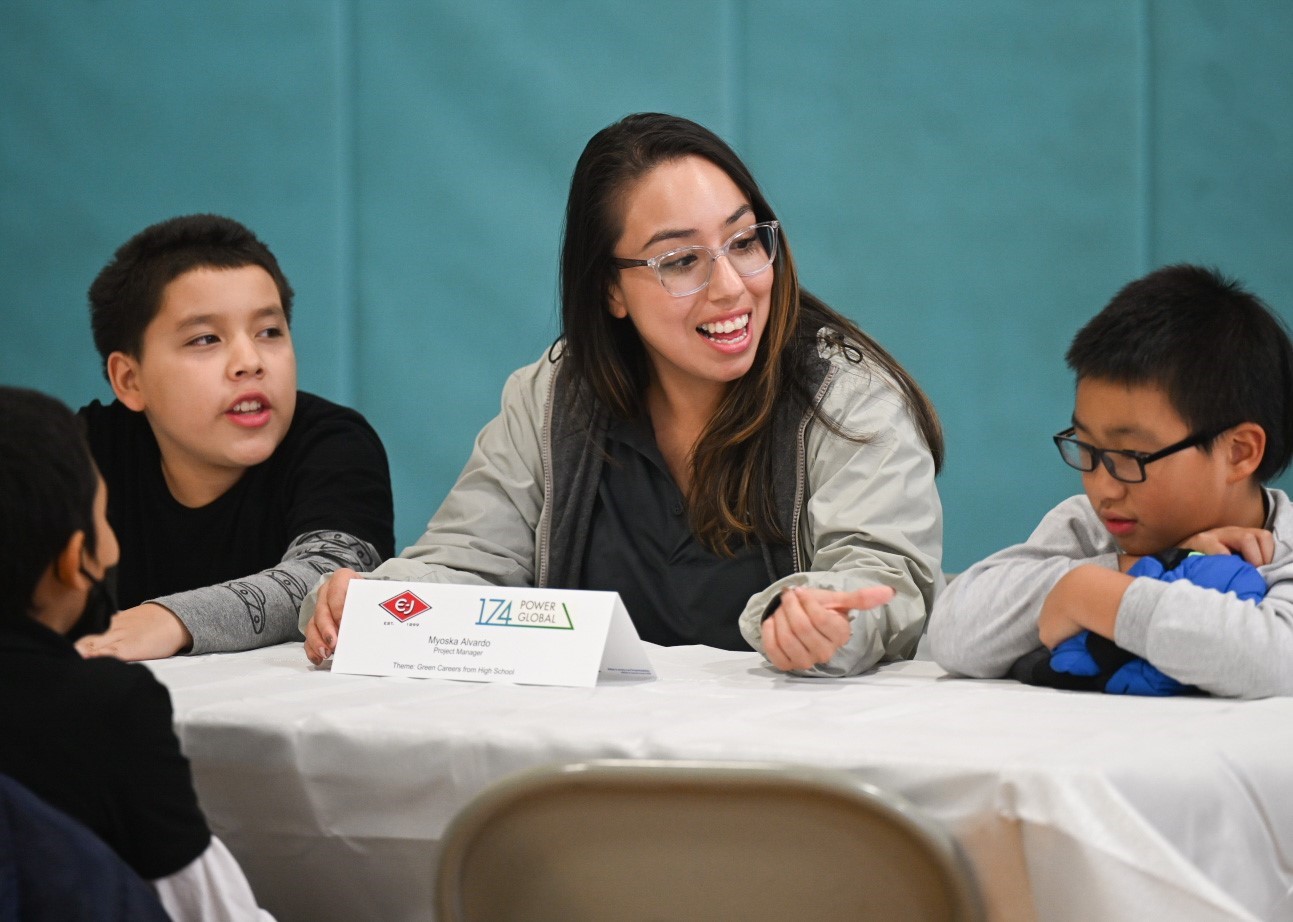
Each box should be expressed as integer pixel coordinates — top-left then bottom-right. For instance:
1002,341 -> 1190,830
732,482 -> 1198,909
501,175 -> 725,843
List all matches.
379,590 -> 431,622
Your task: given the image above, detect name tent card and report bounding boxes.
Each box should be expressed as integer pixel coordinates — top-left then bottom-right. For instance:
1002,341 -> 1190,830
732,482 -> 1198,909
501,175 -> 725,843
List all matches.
331,581 -> 655,687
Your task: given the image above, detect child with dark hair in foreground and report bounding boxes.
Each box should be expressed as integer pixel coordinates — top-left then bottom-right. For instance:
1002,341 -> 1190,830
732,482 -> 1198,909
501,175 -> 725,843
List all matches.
76,214 -> 395,661
0,386 -> 272,919
930,264 -> 1293,698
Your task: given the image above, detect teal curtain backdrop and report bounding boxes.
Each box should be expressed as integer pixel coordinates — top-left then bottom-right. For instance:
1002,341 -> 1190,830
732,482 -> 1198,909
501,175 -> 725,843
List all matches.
3,1 -> 1292,570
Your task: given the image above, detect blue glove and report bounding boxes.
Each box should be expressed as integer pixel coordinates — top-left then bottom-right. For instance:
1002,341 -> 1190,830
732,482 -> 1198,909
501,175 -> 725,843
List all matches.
1046,551 -> 1266,697
1024,550 -> 1267,693
1111,551 -> 1265,696
1047,628 -> 1188,695
1105,657 -> 1189,697
1130,552 -> 1266,602
1049,632 -> 1102,677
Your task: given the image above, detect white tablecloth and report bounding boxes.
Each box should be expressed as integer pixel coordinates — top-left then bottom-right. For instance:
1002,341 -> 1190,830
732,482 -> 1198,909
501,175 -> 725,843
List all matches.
148,643 -> 1293,922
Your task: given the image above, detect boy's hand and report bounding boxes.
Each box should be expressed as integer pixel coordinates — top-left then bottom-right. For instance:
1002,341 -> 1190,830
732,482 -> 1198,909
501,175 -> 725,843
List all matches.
1038,565 -> 1131,648
762,585 -> 895,672
1179,527 -> 1274,567
303,568 -> 360,665
76,603 -> 192,661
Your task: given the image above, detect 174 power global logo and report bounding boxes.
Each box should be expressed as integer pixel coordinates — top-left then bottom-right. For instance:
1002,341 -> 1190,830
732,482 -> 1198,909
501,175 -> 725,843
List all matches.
476,597 -> 574,630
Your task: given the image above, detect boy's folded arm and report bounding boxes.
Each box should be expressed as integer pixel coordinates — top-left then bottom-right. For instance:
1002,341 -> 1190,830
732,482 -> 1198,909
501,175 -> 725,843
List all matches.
157,529 -> 382,655
1115,569 -> 1293,698
928,496 -> 1120,678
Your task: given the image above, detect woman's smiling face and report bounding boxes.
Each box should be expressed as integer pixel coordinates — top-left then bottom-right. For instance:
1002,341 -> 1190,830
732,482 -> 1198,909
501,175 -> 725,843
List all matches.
607,155 -> 773,403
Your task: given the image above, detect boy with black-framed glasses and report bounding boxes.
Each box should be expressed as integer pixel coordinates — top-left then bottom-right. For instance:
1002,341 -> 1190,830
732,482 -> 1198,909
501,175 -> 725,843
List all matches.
929,264 -> 1293,697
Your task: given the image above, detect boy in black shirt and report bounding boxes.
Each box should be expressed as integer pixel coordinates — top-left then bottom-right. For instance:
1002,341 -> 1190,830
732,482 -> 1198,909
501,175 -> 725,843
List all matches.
77,214 -> 394,660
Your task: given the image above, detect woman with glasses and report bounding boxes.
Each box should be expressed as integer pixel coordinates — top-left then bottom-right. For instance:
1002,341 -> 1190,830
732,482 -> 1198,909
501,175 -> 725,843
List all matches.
302,113 -> 944,677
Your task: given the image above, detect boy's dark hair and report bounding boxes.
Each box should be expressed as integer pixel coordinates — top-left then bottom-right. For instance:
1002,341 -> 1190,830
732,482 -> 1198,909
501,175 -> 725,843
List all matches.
0,387 -> 99,621
88,214 -> 294,373
1067,264 -> 1293,482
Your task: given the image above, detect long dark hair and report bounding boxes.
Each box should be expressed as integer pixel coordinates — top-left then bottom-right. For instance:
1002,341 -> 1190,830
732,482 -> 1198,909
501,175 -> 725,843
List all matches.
559,113 -> 942,554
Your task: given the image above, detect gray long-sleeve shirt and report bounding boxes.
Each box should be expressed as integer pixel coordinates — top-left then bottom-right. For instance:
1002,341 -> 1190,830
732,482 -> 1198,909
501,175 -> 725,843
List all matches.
156,529 -> 382,654
928,489 -> 1293,698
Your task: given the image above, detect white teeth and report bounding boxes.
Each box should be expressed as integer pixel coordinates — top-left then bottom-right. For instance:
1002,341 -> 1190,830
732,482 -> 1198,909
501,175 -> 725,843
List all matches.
232,400 -> 263,413
700,314 -> 750,336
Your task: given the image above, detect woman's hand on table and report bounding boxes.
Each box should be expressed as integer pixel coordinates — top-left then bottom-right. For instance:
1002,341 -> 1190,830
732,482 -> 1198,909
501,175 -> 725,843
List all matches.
304,568 -> 360,665
762,585 -> 895,672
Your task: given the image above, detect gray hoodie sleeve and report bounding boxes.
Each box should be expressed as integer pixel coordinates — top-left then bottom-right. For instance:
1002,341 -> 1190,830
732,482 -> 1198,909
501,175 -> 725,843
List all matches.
362,359 -> 549,589
155,529 -> 382,654
927,495 -> 1119,678
297,360 -> 551,633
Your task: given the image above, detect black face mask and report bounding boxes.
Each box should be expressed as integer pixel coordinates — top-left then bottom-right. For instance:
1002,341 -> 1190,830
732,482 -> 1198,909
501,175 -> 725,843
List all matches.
67,564 -> 120,641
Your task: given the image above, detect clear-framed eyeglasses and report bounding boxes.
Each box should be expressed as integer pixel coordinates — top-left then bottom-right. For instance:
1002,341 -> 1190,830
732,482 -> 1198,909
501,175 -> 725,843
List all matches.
612,220 -> 780,297
1052,423 -> 1236,483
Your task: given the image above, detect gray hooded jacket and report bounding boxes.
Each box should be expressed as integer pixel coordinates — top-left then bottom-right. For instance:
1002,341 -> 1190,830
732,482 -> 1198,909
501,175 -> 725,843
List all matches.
301,332 -> 943,677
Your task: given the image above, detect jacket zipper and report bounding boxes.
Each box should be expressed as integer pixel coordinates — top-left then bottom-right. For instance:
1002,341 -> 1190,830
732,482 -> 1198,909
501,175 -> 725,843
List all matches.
536,366 -> 558,587
792,365 -> 837,573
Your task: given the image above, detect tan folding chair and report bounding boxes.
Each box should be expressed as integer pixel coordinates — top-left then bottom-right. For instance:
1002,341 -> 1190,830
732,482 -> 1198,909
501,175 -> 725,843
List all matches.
435,759 -> 984,922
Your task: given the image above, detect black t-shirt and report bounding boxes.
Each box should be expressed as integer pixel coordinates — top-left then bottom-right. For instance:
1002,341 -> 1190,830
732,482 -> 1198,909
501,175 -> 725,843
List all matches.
580,414 -> 770,651
0,617 -> 211,879
81,391 -> 395,609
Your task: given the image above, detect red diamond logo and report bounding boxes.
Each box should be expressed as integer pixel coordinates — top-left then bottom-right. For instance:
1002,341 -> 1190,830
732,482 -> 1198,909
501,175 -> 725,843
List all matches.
380,590 -> 430,622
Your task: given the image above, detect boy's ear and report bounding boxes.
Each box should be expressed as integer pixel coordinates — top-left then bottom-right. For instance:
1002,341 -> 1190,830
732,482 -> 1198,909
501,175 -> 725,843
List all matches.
52,530 -> 87,590
1225,422 -> 1266,482
106,351 -> 146,412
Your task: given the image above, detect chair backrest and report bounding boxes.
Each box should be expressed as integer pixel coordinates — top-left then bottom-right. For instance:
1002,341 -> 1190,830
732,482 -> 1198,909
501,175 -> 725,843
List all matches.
435,759 -> 984,922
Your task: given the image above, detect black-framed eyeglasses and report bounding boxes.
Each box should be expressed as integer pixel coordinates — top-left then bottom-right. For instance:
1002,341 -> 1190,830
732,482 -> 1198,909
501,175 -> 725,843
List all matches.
1052,424 -> 1237,483
611,221 -> 780,297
